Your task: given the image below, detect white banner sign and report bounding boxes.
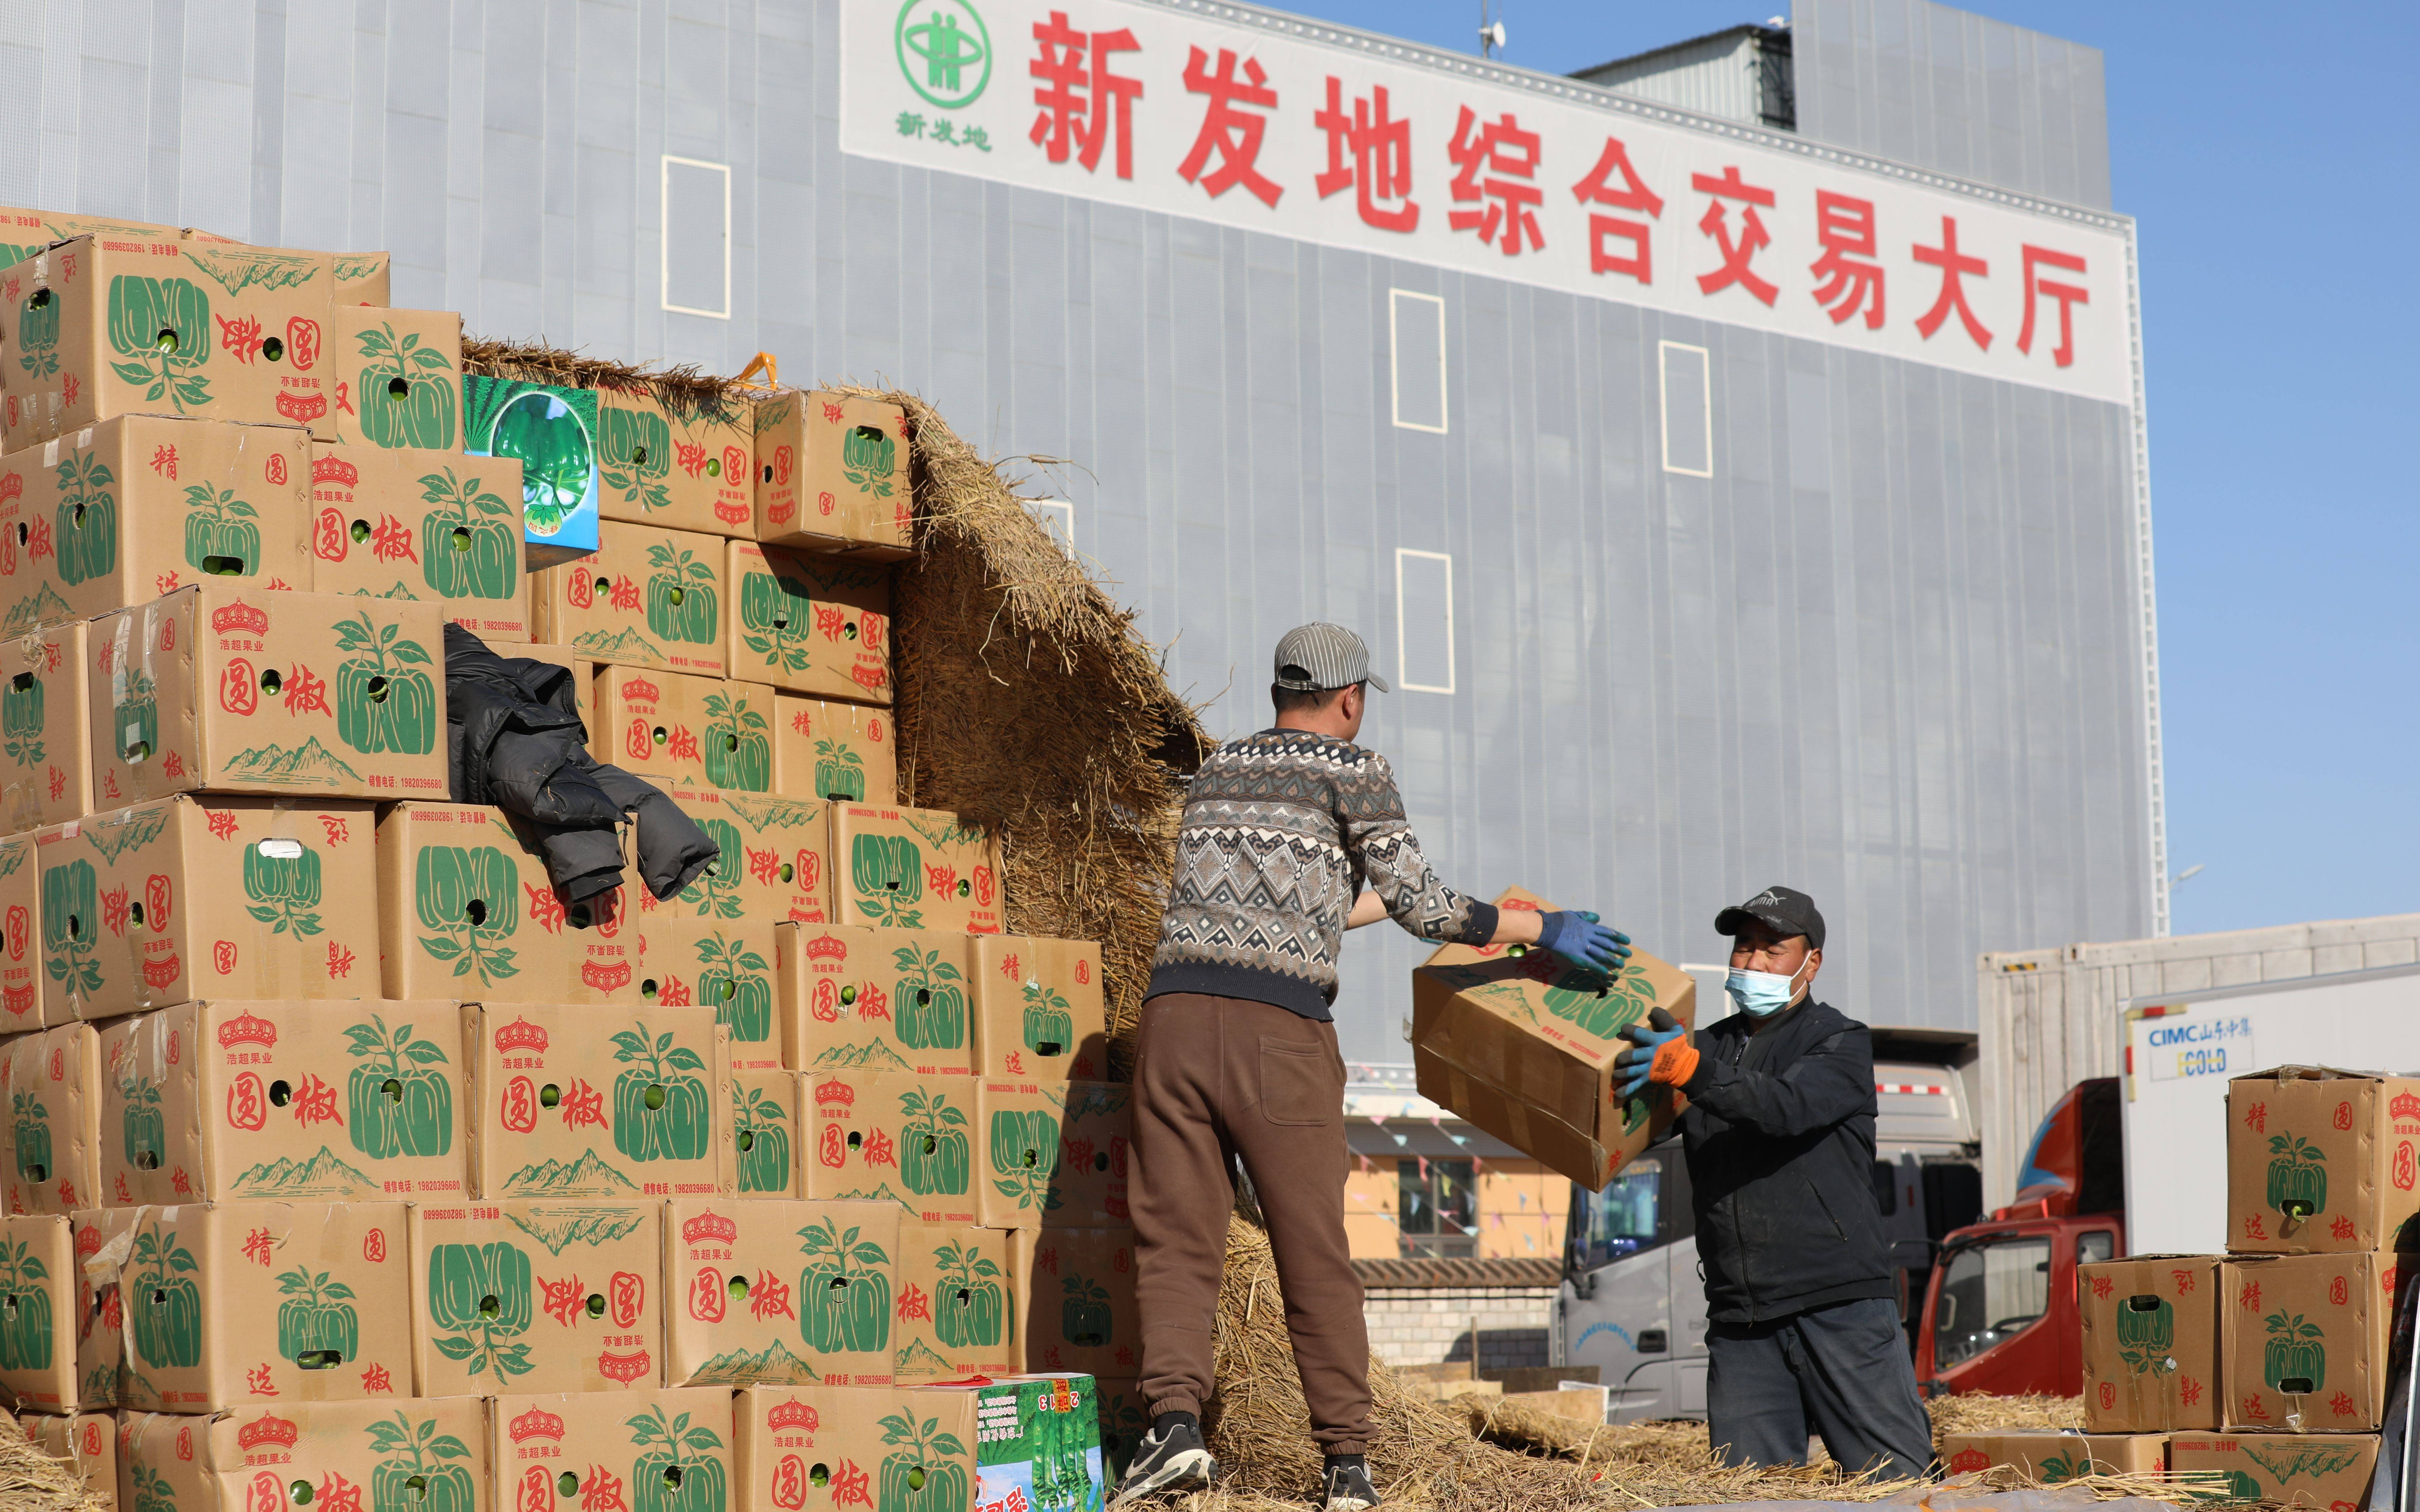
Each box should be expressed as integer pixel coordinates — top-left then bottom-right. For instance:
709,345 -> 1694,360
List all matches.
840,0 -> 2135,406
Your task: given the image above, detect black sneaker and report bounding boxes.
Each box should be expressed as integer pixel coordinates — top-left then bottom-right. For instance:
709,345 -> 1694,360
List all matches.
1322,1456 -> 1381,1512
1109,1416 -> 1215,1505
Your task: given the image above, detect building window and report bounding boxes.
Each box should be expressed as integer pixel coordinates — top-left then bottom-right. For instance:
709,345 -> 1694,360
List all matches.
1389,289 -> 1448,433
1659,338 -> 1712,477
1397,1157 -> 1476,1258
1026,499 -> 1075,555
1394,548 -> 1455,694
661,156 -> 732,319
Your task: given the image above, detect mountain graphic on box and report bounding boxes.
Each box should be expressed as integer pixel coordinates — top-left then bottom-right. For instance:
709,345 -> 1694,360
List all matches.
893,1338 -> 952,1378
688,1337 -> 820,1386
838,1181 -> 913,1207
507,1204 -> 651,1254
724,794 -> 821,832
811,1041 -> 913,1072
222,737 -> 364,787
502,1149 -> 638,1196
229,1143 -> 380,1197
0,586 -> 70,638
570,626 -> 664,662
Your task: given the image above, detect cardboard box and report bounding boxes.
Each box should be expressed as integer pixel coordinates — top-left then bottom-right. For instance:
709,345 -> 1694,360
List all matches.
776,922 -> 975,1077
593,663 -> 777,793
1939,1432 -> 2166,1480
970,935 -> 1111,1081
2221,1250 -> 2400,1431
0,1212 -> 75,1410
21,1410 -> 114,1504
911,1374 -> 1103,1512
125,1398 -> 492,1512
774,691 -> 897,804
662,1198 -> 901,1387
2080,1254 -> 2222,1432
39,795 -> 381,1020
407,1198 -> 664,1396
658,788 -> 834,927
117,1199 -> 412,1410
1048,1083 -> 1133,1229
639,911 -> 781,1070
2,1021 -> 100,1212
462,373 -> 602,566
752,390 -> 912,559
0,413 -> 314,633
598,387 -> 756,537
0,235 -> 337,449
88,584 -> 450,804
0,620 -> 89,834
1095,1377 -> 1147,1487
318,307 -> 462,449
1012,1229 -> 1137,1377
333,251 -> 391,306
0,833 -> 36,1029
829,804 -> 1002,935
308,442 -> 530,641
490,1387 -> 734,1512
0,204 -> 183,270
894,1218 -> 1018,1378
726,541 -> 893,701
531,519 -> 727,676
460,1003 -> 732,1202
2227,1067 -> 2420,1254
2170,1434 -> 2379,1507
734,1383 -> 976,1512
71,1205 -> 134,1407
98,1001 -> 469,1207
1412,886 -> 1697,1189
980,1079 -> 1070,1232
805,1071 -> 981,1223
375,801 -> 624,1003
732,1069 -> 804,1198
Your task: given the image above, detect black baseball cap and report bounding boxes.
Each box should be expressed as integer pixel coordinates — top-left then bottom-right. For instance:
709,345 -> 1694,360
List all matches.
1715,885 -> 1825,950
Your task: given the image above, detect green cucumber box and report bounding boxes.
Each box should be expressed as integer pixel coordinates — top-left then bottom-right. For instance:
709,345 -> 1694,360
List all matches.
122,1398 -> 490,1512
0,1211 -> 75,1410
308,441 -> 530,642
775,922 -> 975,1077
407,1198 -> 665,1396
489,1386 -> 732,1512
663,1197 -> 900,1389
97,1001 -> 468,1208
911,1374 -> 1104,1512
2,1019 -> 102,1212
462,373 -> 601,567
117,1198 -> 413,1410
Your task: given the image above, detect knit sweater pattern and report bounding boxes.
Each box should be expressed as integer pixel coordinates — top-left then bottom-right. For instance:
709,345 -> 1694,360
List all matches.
1146,728 -> 1500,1020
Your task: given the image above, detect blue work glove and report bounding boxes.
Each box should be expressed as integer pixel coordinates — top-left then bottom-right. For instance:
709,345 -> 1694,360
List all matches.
1533,910 -> 1632,974
1613,1008 -> 1690,1099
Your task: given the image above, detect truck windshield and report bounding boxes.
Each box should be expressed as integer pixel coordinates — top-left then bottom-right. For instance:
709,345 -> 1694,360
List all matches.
1567,1158 -> 1661,1271
1931,1235 -> 2050,1371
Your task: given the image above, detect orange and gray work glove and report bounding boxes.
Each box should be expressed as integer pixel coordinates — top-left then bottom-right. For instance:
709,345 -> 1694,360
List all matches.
1613,1008 -> 1696,1099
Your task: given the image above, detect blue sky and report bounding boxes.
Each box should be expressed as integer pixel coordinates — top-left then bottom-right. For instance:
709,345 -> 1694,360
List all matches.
1281,0 -> 2418,941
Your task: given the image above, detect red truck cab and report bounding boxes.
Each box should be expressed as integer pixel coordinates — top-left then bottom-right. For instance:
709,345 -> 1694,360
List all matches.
1916,1078 -> 2123,1397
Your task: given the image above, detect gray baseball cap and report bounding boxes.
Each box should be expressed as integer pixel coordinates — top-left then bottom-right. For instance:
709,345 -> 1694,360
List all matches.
1273,623 -> 1389,693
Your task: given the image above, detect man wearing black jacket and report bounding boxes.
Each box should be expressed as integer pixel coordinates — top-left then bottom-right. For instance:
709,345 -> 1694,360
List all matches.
1612,886 -> 1933,1482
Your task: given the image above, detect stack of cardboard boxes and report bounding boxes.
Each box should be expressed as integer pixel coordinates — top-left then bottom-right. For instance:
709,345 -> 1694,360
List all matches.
1943,1066 -> 2417,1507
0,204 -> 1135,1512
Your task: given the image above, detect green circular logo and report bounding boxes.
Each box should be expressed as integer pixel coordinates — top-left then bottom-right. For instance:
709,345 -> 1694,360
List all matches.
896,0 -> 991,109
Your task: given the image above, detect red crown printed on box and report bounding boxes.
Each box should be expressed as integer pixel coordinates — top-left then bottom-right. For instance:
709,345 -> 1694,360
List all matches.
582,960 -> 632,992
495,1018 -> 549,1053
804,934 -> 849,962
76,1223 -> 102,1258
509,1407 -> 566,1444
0,474 -> 19,505
682,1211 -> 738,1245
815,1079 -> 856,1107
599,1349 -> 653,1384
209,600 -> 270,636
216,1011 -> 278,1049
767,1401 -> 820,1432
311,454 -> 359,487
2393,1092 -> 2420,1121
235,1414 -> 299,1452
623,676 -> 660,702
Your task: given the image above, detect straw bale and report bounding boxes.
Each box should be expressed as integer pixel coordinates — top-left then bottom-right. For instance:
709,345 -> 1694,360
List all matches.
460,337 -> 744,420
0,1414 -> 104,1512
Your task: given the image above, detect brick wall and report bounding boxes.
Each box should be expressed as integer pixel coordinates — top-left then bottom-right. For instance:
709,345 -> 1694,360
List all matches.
1362,1284 -> 1557,1371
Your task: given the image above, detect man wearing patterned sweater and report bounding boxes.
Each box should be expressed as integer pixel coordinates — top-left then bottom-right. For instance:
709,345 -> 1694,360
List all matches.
1112,624 -> 1630,1512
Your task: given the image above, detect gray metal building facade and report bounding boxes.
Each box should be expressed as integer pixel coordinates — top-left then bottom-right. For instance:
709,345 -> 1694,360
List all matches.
0,0 -> 2158,1063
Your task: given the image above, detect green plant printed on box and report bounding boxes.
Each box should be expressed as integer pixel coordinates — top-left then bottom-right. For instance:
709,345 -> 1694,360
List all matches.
179,482 -> 259,577
183,248 -> 320,297
895,945 -> 964,1050
843,424 -> 899,500
610,1023 -> 711,1164
119,1068 -> 165,1176
798,1216 -> 891,1355
2116,1293 -> 2175,1375
3,668 -> 46,770
243,837 -> 326,937
2266,1132 -> 2327,1219
702,691 -> 771,791
627,1403 -> 727,1512
644,541 -> 720,647
355,323 -> 459,450
739,564 -> 817,678
2241,1439 -> 2366,1484
878,1408 -> 968,1512
52,452 -> 117,588
413,845 -> 521,984
989,1107 -> 1060,1215
696,932 -> 772,1045
1541,963 -> 1655,1042
733,1082 -> 793,1195
0,1235 -> 54,1371
366,1410 -> 478,1512
601,404 -> 673,515
11,1090 -> 51,1183
129,1227 -> 201,1369
814,739 -> 868,801
346,1013 -> 454,1160
1022,981 -> 1075,1056
2260,1309 -> 2326,1393
851,833 -> 924,928
41,856 -> 101,997
426,1239 -> 534,1381
678,817 -> 747,921
932,1238 -> 1004,1350
419,468 -> 519,599
15,286 -> 59,379
106,274 -> 211,412
1060,1273 -> 1111,1350
901,1086 -> 971,1198
334,609 -> 438,755
275,1264 -> 360,1368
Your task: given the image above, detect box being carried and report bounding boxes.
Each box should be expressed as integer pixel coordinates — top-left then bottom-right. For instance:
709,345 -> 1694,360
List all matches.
725,541 -> 893,701
774,690 -> 897,804
752,390 -> 912,559
460,1003 -> 731,1201
407,1199 -> 664,1395
1939,1433 -> 2166,1480
662,1197 -> 900,1388
776,923 -> 974,1077
2220,1250 -> 2402,1431
2079,1255 -> 2222,1432
829,804 -> 1002,935
124,1398 -> 491,1512
1,1020 -> 101,1212
462,373 -> 602,565
307,443 -> 529,640
2227,1067 -> 2420,1254
531,519 -> 727,675
0,620 -> 90,834
1412,886 -> 1697,1189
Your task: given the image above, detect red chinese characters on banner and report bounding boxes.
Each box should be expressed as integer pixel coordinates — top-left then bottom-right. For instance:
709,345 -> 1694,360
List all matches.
1446,107 -> 1543,257
1177,48 -> 1281,207
1314,79 -> 1417,233
1030,12 -> 1143,180
1809,191 -> 1884,329
2018,245 -> 2089,368
1913,215 -> 1991,350
1570,135 -> 1663,283
1691,166 -> 1777,305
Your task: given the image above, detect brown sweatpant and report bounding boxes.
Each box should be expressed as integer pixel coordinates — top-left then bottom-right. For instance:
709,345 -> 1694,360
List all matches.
1132,991 -> 1372,1454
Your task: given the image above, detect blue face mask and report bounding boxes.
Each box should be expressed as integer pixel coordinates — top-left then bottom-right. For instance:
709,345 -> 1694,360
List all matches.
1725,960 -> 1807,1018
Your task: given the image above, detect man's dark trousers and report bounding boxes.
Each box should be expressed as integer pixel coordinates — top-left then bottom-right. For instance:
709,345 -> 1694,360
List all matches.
1706,1297 -> 1934,1480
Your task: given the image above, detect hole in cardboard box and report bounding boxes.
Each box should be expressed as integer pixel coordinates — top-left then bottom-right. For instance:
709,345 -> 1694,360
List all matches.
907,1469 -> 927,1491
779,863 -> 794,883
540,1084 -> 561,1108
297,1348 -> 343,1369
381,1078 -> 403,1103
715,978 -> 735,1002
653,726 -> 667,746
263,337 -> 285,363
644,1083 -> 666,1110
351,518 -> 372,543
465,899 -> 488,927
124,741 -> 149,762
450,527 -> 471,553
478,1293 -> 501,1318
586,1293 -> 606,1317
8,672 -> 26,692
366,674 -> 390,704
844,623 -> 857,642
260,669 -> 284,695
593,575 -> 611,599
667,585 -> 686,607
201,554 -> 245,575
71,503 -> 85,526
1021,1146 -> 1039,1169
955,878 -> 970,897
2280,1376 -> 2316,1393
921,1136 -> 937,1156
632,445 -> 651,467
847,1130 -> 862,1152
131,903 -> 144,924
387,377 -> 408,399
292,1479 -> 314,1503
762,462 -> 774,483
558,1473 -> 579,1497
2125,1295 -> 2160,1312
727,1274 -> 749,1300
258,838 -> 303,860
1093,1150 -> 1109,1172
404,1476 -> 427,1502
64,913 -> 80,939
723,734 -> 739,753
1035,1039 -> 1064,1057
738,1130 -> 755,1152
839,985 -> 857,1006
663,1466 -> 683,1491
811,1464 -> 830,1487
135,1151 -> 158,1170
28,290 -> 49,310
18,1164 -> 39,1181
828,1276 -> 848,1292
269,1079 -> 293,1107
154,328 -> 179,353
772,611 -> 789,630
953,1287 -> 970,1307
642,978 -> 659,999
707,456 -> 721,477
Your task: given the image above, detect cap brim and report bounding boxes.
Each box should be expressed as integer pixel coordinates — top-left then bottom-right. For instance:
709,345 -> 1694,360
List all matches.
1715,905 -> 1798,940
1364,671 -> 1390,693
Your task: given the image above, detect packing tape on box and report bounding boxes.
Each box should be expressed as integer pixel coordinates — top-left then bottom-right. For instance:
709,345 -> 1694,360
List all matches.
83,1222 -> 133,1290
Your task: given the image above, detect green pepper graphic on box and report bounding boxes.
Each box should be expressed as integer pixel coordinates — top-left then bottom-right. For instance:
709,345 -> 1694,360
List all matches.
678,817 -> 746,920
346,1014 -> 454,1159
10,1090 -> 50,1184
354,323 -> 458,449
989,1105 -> 1061,1216
932,1238 -> 1005,1351
2266,1132 -> 2327,1220
895,945 -> 966,1050
367,1409 -> 479,1512
179,482 -> 258,577
333,609 -> 438,756
702,690 -> 771,791
40,855 -> 102,1000
106,274 -> 212,413
2115,1292 -> 2174,1375
602,402 -> 675,515
275,1264 -> 359,1367
852,832 -> 924,928
418,467 -> 520,600
119,1065 -> 166,1178
797,1216 -> 891,1355
414,844 -> 521,984
696,932 -> 772,1045
51,451 -> 117,588
612,1023 -> 712,1163
426,1239 -> 534,1381
732,1081 -> 793,1195
128,1225 -> 201,1369
628,1403 -> 728,1512
645,540 -> 720,646
2261,1309 -> 2326,1392
2,664 -> 44,771
901,1086 -> 971,1198
243,834 -> 326,938
878,1407 -> 968,1512
15,284 -> 59,379
739,559 -> 818,679
0,1234 -> 53,1371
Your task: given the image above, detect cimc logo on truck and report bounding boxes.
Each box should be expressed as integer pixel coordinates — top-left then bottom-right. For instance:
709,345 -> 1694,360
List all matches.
2142,1014 -> 2257,1082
